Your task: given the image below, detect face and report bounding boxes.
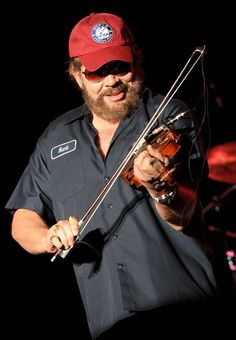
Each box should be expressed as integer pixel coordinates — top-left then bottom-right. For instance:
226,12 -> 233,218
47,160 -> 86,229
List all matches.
73,61 -> 143,122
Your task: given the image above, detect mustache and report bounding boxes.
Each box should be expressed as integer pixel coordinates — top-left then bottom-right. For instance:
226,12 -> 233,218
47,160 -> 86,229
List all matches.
102,83 -> 127,96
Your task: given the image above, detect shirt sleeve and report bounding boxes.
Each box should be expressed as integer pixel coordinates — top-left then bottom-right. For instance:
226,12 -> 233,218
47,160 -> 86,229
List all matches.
5,134 -> 55,224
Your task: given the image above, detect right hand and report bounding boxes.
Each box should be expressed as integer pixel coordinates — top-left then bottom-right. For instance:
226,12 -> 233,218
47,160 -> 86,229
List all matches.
46,216 -> 79,253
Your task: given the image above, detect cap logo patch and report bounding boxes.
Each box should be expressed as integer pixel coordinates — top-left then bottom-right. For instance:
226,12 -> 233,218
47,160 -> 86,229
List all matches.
91,23 -> 113,43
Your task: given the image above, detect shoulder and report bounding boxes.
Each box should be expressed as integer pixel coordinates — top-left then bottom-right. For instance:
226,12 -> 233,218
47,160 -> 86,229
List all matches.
34,104 -> 89,158
47,103 -> 88,130
143,87 -> 191,123
38,104 -> 87,139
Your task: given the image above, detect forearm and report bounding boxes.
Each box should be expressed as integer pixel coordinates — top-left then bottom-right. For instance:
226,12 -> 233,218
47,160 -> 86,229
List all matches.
150,184 -> 197,230
133,143 -> 199,230
11,209 -> 50,254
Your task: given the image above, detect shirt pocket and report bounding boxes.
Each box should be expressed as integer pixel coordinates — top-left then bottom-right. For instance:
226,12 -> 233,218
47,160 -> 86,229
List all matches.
50,149 -> 85,202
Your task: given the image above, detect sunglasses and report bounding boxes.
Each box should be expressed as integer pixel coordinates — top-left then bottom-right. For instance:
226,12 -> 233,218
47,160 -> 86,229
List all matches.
81,61 -> 132,83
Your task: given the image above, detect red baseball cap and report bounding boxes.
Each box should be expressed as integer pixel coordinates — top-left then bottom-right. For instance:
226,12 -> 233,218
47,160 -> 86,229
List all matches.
68,12 -> 134,71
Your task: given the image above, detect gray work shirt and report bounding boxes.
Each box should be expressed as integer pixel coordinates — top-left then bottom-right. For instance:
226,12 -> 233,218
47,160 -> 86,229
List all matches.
6,88 -> 217,339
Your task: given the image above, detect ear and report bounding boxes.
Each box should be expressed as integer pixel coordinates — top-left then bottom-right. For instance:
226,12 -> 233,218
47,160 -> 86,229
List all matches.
72,70 -> 84,88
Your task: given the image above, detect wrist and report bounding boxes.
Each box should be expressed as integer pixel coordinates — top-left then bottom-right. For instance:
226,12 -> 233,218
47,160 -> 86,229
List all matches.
149,186 -> 177,204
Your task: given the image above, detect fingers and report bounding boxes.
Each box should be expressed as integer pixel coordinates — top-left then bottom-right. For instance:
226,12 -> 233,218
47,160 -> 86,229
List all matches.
47,216 -> 79,251
134,149 -> 160,181
133,145 -> 171,194
146,145 -> 169,166
69,216 -> 79,236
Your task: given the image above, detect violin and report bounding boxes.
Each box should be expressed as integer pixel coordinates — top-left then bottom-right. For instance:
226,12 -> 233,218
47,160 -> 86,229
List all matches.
122,123 -> 181,190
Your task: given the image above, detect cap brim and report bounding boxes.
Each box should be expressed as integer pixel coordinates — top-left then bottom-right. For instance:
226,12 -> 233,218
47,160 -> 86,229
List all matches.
79,45 -> 133,71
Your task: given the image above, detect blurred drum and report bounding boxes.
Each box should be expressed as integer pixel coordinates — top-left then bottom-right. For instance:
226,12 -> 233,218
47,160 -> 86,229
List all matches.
207,141 -> 236,184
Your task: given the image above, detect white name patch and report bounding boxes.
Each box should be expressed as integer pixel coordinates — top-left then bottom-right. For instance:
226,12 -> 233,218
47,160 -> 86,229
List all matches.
51,140 -> 77,159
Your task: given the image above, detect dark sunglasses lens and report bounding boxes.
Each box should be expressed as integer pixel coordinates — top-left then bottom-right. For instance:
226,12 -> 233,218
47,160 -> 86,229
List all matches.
85,73 -> 104,82
84,62 -> 131,82
115,62 -> 131,76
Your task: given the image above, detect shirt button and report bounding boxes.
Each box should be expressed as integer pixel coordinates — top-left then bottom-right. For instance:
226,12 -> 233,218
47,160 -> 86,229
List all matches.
117,263 -> 124,270
113,234 -> 118,239
108,204 -> 112,209
105,176 -> 110,181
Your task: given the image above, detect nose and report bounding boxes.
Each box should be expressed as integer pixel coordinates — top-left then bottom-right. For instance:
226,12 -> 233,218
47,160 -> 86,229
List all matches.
103,74 -> 120,86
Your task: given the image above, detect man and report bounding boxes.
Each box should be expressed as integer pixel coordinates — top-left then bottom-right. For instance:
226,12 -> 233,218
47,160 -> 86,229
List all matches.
6,12 -> 217,339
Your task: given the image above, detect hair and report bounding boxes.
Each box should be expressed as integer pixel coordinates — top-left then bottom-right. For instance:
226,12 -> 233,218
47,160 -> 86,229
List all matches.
67,57 -> 82,81
66,45 -> 144,85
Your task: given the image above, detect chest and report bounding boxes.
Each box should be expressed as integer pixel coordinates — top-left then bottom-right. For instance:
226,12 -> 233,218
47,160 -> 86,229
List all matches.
96,128 -> 117,159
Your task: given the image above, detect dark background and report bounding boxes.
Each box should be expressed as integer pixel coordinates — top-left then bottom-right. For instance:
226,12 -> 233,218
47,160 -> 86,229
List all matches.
2,1 -> 236,339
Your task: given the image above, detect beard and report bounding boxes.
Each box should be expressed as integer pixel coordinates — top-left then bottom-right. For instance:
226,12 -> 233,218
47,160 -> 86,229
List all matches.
81,79 -> 143,122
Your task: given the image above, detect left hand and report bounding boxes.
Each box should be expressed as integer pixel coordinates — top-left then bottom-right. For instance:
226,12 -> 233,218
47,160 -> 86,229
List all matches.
133,144 -> 169,194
